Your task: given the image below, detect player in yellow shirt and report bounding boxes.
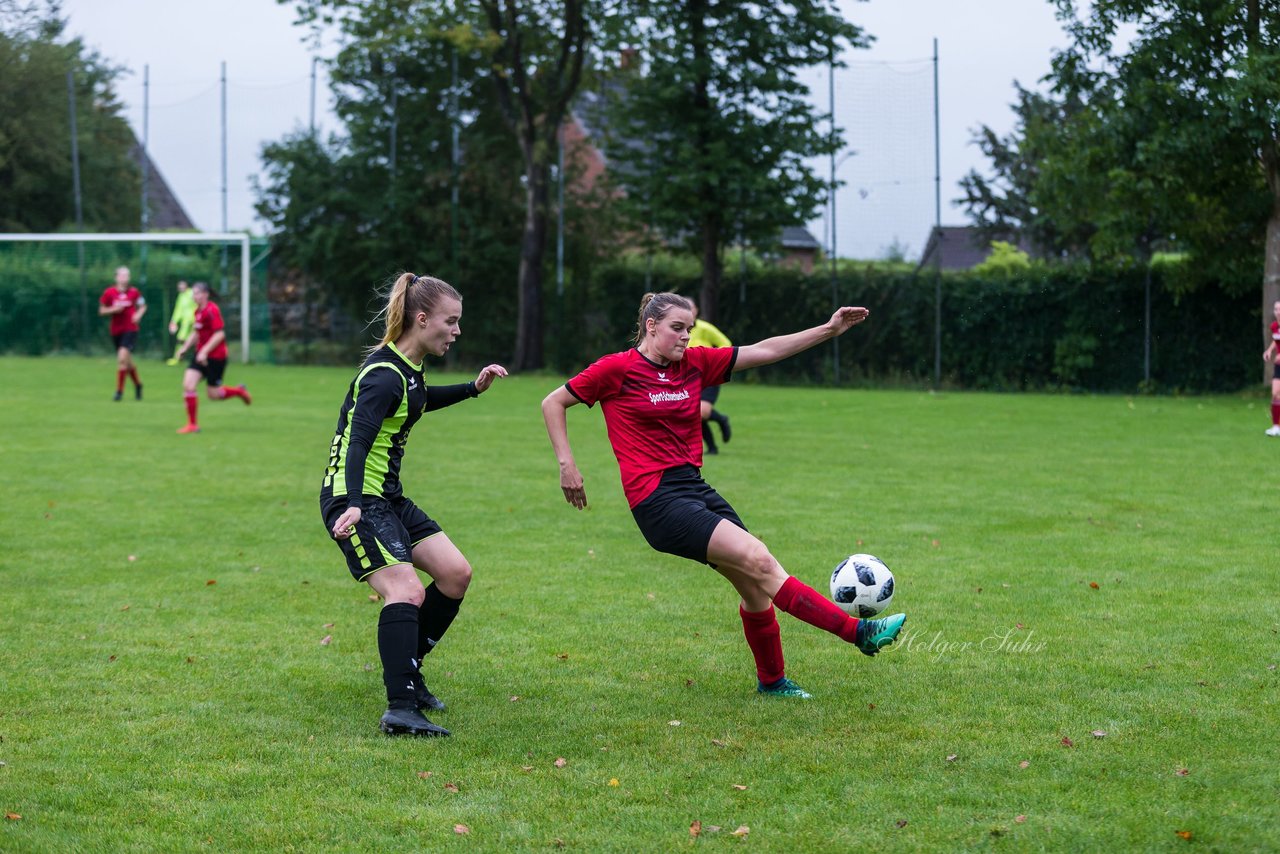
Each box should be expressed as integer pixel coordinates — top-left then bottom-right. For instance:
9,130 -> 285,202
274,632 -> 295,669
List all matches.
688,302 -> 733,455
167,280 -> 196,365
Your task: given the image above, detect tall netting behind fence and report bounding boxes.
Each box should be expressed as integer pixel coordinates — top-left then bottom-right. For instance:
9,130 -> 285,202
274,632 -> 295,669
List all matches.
0,236 -> 272,361
803,56 -> 937,262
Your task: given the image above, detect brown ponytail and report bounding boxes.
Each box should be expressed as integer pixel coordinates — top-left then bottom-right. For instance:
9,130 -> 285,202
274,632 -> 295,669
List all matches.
376,272 -> 462,348
633,291 -> 693,345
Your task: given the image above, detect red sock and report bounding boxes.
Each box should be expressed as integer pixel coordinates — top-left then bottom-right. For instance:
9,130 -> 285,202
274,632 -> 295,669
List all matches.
740,604 -> 785,685
128,367 -> 141,388
1271,401 -> 1279,426
116,369 -> 126,392
222,385 -> 245,401
184,392 -> 198,425
773,576 -> 860,643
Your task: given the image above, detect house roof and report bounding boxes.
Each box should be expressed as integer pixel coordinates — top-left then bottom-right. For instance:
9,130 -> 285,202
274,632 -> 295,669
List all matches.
130,138 -> 195,231
918,225 -> 1028,271
780,226 -> 821,250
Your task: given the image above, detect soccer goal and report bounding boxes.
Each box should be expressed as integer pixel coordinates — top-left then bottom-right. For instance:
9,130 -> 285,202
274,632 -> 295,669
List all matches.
0,232 -> 264,362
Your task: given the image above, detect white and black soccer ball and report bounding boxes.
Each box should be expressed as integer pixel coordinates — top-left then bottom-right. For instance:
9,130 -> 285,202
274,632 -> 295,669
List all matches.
830,553 -> 895,617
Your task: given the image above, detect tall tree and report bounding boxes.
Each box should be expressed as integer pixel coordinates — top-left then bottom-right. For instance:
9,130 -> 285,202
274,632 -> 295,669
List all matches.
0,1 -> 140,232
602,0 -> 864,321
282,0 -> 603,370
1051,1 -> 1279,316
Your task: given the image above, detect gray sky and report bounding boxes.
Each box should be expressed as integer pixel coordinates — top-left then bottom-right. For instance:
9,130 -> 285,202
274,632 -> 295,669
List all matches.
59,0 -> 1076,260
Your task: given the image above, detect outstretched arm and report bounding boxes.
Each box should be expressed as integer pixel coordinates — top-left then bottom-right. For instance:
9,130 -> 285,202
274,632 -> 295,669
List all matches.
424,364 -> 509,411
542,385 -> 587,509
734,306 -> 869,372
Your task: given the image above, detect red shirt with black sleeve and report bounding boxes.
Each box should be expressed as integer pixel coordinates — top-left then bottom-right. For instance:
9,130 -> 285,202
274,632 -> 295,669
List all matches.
566,346 -> 737,508
193,302 -> 229,360
100,286 -> 144,336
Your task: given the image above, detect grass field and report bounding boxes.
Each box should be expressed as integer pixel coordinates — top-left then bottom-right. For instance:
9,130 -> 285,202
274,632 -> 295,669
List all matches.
1,354 -> 1277,852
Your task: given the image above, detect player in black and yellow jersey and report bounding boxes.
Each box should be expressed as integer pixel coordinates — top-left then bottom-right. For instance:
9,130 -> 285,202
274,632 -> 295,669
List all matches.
321,272 -> 507,737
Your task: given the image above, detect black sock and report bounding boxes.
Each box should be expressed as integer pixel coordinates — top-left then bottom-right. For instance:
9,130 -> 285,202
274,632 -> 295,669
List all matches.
378,602 -> 420,708
701,421 -> 718,453
418,582 -> 463,659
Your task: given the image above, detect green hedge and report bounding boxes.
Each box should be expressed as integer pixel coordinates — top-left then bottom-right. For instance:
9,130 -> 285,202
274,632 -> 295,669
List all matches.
559,263 -> 1258,393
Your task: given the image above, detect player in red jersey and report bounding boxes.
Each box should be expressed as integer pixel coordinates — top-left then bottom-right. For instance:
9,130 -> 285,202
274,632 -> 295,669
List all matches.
174,282 -> 251,434
1264,300 -> 1280,437
542,292 -> 907,700
98,266 -> 146,401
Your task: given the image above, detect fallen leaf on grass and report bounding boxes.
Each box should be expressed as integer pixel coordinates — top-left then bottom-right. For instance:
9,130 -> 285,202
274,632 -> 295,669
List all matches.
732,784 -> 748,790
689,820 -> 701,838
556,653 -> 569,660
108,655 -> 117,662
1089,581 -> 1100,589
731,826 -> 749,838
1091,730 -> 1107,738
1061,736 -> 1075,748
417,771 -> 433,779
319,635 -> 332,646
931,539 -> 940,548
895,819 -> 908,828
120,605 -> 130,611
128,555 -> 136,562
868,703 -> 876,711
4,813 -> 20,821
1175,830 -> 1193,840
368,593 -> 380,602
668,720 -> 681,727
710,739 -> 727,748
323,622 -> 334,629
1015,815 -> 1026,823
520,765 -> 534,772
510,696 -> 520,702
1175,768 -> 1190,776
443,782 -> 459,793
453,824 -> 469,835
554,758 -> 567,768
946,754 -> 958,762
1018,761 -> 1030,769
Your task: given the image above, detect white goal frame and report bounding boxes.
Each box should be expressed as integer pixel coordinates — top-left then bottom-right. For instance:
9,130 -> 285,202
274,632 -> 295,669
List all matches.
0,232 -> 253,363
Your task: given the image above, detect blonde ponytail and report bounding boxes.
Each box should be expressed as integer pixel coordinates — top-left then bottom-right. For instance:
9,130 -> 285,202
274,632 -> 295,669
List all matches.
374,272 -> 463,349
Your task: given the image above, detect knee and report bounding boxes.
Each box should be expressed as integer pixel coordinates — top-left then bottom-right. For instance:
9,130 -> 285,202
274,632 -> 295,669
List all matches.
739,540 -> 782,585
436,558 -> 472,598
383,577 -> 426,607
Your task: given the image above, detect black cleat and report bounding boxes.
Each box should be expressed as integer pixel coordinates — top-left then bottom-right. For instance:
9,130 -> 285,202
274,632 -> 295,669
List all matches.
702,422 -> 719,455
379,706 -> 450,737
135,383 -> 143,401
417,683 -> 446,713
716,413 -> 732,444
112,390 -> 123,402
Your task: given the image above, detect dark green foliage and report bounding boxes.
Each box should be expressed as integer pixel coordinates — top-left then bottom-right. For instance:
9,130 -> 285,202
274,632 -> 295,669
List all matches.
571,262 -> 1257,393
0,4 -> 141,232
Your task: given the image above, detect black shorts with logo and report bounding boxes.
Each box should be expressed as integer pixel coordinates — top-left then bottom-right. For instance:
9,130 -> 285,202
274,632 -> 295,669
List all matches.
630,465 -> 746,564
320,494 -> 442,581
112,331 -> 138,351
190,356 -> 228,387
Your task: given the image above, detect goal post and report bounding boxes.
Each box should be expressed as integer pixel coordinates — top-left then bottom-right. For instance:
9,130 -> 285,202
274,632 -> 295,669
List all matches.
0,232 -> 255,362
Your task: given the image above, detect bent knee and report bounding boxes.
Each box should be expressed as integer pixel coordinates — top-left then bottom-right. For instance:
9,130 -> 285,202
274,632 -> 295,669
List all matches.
437,559 -> 473,597
738,541 -> 783,583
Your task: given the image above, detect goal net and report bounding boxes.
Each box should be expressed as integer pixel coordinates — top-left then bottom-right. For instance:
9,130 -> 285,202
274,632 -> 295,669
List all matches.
0,232 -> 271,362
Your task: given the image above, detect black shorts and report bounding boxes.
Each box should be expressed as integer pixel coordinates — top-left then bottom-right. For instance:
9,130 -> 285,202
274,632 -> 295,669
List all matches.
700,385 -> 721,405
630,465 -> 745,564
1273,362 -> 1280,382
321,494 -> 442,582
112,331 -> 138,351
190,357 -> 227,387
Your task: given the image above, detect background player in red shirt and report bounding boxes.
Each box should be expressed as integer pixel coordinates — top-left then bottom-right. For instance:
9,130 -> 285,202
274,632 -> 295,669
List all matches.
542,292 -> 906,700
174,282 -> 251,434
1263,299 -> 1280,436
98,265 -> 146,401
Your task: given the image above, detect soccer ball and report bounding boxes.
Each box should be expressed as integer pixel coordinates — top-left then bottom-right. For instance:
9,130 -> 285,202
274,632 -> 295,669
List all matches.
830,553 -> 895,617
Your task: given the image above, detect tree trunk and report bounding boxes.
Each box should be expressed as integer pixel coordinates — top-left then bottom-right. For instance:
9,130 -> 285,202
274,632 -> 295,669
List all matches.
513,163 -> 549,371
699,215 -> 722,322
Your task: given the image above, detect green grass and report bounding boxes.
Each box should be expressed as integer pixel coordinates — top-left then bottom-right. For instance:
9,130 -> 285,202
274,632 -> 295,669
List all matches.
1,355 -> 1277,851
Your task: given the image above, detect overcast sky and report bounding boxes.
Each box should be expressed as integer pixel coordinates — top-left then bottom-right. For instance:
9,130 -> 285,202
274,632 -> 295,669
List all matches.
58,0 -> 1078,260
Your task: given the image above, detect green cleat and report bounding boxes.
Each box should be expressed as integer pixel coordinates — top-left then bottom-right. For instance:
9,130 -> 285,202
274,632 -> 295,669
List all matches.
855,613 -> 906,657
756,677 -> 813,699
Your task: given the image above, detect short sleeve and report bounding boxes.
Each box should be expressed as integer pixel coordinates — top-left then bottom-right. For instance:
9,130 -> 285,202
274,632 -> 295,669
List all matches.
686,346 -> 737,386
565,352 -> 627,407
208,304 -> 225,332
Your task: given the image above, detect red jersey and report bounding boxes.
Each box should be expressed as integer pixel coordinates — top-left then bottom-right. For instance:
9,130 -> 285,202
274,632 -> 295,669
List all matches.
100,286 -> 144,335
193,302 -> 228,360
566,346 -> 737,507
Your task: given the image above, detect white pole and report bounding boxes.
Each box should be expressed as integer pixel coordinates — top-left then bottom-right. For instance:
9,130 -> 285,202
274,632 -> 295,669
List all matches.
241,235 -> 250,363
